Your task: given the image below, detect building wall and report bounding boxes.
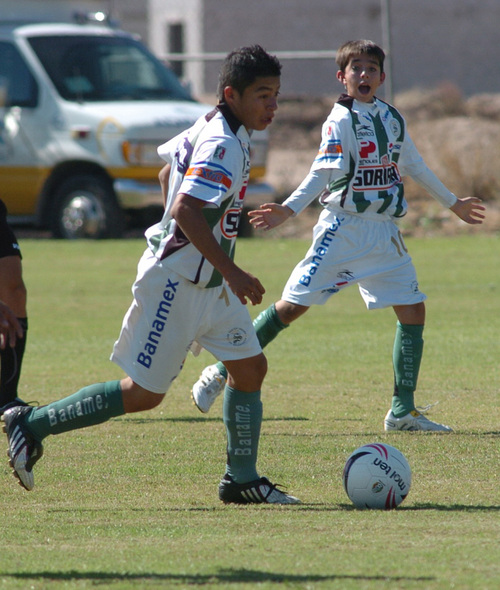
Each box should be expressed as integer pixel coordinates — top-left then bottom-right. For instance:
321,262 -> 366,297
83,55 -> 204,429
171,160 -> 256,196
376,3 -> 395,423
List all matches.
145,0 -> 500,100
147,0 -> 204,97
6,0 -> 500,100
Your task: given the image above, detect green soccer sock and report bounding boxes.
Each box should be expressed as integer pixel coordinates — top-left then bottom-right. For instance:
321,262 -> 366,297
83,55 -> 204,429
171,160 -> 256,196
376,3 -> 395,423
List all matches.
223,386 -> 262,483
391,322 -> 424,417
25,380 -> 125,440
215,304 -> 289,379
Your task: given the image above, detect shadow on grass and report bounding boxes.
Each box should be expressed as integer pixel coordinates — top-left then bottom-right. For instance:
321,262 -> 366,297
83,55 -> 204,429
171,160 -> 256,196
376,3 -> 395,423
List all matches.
326,503 -> 500,512
46,503 -> 500,514
116,416 -> 311,424
1,567 -> 435,585
115,417 -> 500,437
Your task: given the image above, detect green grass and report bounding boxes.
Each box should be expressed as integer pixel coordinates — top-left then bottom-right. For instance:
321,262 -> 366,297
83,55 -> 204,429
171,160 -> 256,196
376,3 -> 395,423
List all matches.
0,234 -> 499,589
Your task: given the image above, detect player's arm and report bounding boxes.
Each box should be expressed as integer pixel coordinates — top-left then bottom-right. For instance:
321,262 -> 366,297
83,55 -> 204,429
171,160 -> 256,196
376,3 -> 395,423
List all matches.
249,168 -> 332,230
449,198 -> 485,225
170,193 -> 265,305
0,300 -> 22,349
248,202 -> 294,230
401,134 -> 486,225
409,166 -> 485,225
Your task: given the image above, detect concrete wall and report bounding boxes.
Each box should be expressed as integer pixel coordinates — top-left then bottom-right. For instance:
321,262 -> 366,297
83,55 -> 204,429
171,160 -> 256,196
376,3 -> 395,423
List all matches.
6,0 -> 499,100
145,0 -> 500,100
196,0 -> 500,99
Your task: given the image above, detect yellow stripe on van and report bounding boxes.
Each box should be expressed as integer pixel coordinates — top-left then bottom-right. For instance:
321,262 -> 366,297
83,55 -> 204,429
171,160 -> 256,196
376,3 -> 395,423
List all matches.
0,167 -> 50,215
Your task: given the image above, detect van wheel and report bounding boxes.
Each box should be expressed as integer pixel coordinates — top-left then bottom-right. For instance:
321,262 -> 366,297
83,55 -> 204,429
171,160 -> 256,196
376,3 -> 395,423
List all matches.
51,175 -> 124,239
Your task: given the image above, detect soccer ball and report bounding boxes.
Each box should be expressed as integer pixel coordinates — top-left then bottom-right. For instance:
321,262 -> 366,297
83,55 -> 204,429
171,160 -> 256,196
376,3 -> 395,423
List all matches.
342,443 -> 411,510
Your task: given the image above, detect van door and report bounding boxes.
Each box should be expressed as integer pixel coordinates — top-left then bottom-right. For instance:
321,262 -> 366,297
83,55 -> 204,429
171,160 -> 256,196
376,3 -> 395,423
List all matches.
0,40 -> 44,218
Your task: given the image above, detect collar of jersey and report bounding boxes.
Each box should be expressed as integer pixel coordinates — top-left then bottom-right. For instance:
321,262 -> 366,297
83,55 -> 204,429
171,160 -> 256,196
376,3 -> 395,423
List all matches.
216,102 -> 246,136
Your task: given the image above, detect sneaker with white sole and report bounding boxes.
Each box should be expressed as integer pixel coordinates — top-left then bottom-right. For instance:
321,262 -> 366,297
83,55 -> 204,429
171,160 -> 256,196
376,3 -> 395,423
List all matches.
191,364 -> 226,413
384,409 -> 453,433
219,474 -> 301,504
2,406 -> 43,490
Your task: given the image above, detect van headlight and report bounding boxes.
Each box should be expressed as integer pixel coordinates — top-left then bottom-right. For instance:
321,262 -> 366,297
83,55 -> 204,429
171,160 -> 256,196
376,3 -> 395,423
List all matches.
122,141 -> 162,166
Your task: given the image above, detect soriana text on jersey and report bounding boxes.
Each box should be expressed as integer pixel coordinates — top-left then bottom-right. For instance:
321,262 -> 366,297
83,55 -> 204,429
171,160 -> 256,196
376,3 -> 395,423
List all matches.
353,161 -> 401,192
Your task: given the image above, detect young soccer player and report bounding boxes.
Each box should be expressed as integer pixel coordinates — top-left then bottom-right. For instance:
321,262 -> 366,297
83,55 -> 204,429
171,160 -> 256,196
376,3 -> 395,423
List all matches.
0,198 -> 29,414
2,45 -> 300,504
191,39 -> 485,432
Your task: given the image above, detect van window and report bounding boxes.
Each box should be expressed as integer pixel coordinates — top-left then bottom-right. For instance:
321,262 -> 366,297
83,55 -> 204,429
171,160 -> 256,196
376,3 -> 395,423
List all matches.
27,34 -> 193,103
0,42 -> 38,107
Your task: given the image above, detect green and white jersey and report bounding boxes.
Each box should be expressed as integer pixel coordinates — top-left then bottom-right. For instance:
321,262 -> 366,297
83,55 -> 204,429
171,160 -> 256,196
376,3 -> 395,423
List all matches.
146,104 -> 251,288
311,95 -> 424,219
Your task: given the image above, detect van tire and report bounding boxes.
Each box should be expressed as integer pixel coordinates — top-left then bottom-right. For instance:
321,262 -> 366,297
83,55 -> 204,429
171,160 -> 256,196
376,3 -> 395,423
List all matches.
51,174 -> 125,239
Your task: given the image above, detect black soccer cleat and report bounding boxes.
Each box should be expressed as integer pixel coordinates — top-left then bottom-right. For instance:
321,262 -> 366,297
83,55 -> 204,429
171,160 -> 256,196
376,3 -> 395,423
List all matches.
218,474 -> 300,504
0,397 -> 29,416
2,406 -> 43,491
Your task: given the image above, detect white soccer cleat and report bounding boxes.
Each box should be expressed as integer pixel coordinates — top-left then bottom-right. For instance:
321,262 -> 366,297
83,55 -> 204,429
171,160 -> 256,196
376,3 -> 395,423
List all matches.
191,365 -> 226,413
384,409 -> 453,433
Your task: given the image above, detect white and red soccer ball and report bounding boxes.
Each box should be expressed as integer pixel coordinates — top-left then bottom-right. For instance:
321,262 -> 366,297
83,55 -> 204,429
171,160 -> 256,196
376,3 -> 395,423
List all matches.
343,443 -> 411,509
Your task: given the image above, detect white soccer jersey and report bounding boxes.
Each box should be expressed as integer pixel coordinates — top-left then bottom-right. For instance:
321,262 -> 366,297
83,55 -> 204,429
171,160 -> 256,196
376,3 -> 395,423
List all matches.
146,104 -> 251,288
306,95 -> 455,219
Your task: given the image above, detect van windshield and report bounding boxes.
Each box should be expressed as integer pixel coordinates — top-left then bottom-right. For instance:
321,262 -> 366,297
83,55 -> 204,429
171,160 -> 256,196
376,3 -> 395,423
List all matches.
28,34 -> 193,102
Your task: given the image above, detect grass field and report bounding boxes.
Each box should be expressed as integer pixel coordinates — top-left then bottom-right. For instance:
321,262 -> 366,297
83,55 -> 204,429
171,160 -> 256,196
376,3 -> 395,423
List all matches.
0,234 -> 499,589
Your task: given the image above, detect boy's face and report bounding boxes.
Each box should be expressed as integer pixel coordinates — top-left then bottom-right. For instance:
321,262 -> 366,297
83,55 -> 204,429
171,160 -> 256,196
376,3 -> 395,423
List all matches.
224,76 -> 280,131
337,54 -> 385,103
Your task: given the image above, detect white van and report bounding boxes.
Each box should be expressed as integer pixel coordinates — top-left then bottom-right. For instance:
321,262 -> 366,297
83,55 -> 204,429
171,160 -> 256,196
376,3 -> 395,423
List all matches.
0,17 -> 273,238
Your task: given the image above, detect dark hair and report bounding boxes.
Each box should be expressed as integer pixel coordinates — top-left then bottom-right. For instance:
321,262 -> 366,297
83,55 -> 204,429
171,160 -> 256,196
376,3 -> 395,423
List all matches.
217,45 -> 282,101
335,40 -> 385,74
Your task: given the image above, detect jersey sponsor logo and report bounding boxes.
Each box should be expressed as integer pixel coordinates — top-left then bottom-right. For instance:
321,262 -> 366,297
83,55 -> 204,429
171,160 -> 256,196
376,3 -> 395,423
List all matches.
389,118 -> 401,138
359,140 -> 377,160
356,124 -> 375,138
353,163 -> 401,191
360,111 -> 372,124
321,269 -> 355,294
321,268 -> 354,295
186,164 -> 232,191
221,207 -> 241,239
137,278 -> 179,369
299,217 -> 343,287
236,178 -> 249,204
234,404 -> 252,456
48,393 -> 107,427
315,140 -> 343,164
337,269 -> 355,281
227,327 -> 248,347
320,279 -> 349,295
214,146 -> 226,160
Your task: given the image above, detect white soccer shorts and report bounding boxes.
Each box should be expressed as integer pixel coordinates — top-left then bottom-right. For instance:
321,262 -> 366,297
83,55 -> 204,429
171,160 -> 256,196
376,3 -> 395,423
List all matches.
282,208 -> 427,310
111,248 -> 261,394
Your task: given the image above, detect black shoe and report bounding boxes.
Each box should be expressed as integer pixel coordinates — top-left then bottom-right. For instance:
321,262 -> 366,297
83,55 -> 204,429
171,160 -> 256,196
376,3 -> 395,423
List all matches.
219,474 -> 300,504
0,397 -> 29,416
2,406 -> 43,491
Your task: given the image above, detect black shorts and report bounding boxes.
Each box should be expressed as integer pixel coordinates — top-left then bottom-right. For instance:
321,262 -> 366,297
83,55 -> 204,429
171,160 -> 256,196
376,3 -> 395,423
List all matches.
0,199 -> 22,259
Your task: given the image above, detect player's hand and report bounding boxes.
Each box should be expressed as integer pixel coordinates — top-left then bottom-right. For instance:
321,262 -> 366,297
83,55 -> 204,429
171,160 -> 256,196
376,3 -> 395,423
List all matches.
450,197 -> 485,225
248,203 -> 294,230
224,267 -> 265,306
0,301 -> 22,349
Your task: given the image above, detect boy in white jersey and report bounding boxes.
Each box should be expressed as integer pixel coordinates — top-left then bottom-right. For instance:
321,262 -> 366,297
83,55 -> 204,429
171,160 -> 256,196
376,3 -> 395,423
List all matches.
192,40 -> 485,432
2,46 -> 300,504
